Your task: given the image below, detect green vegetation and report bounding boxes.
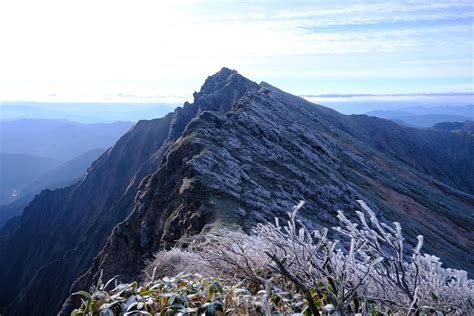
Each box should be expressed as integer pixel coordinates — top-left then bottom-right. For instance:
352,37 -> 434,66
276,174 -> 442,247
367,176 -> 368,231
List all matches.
71,272 -> 312,316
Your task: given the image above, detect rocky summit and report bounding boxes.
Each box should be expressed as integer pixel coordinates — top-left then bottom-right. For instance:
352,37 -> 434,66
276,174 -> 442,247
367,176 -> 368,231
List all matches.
0,68 -> 472,315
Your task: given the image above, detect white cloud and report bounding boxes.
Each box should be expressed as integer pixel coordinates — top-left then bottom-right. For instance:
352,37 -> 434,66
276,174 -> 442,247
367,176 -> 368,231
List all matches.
0,0 -> 472,98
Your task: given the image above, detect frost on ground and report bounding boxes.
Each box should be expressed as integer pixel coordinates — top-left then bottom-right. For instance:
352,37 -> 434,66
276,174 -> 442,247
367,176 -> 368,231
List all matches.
72,201 -> 473,315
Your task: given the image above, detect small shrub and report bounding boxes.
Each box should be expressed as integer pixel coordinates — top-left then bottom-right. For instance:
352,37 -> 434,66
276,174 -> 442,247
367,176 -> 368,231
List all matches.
72,200 -> 474,315
142,248 -> 212,282
193,230 -> 271,288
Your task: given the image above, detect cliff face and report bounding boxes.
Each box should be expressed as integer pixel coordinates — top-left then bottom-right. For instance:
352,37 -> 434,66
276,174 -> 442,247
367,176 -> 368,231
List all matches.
0,69 -> 472,315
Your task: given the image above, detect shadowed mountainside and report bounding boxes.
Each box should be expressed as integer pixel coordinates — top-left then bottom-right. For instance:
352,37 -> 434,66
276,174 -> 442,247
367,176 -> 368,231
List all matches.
0,148 -> 105,229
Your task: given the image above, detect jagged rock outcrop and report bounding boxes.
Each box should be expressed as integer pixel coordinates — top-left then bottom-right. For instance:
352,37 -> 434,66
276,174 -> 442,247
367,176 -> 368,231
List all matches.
0,68 -> 472,316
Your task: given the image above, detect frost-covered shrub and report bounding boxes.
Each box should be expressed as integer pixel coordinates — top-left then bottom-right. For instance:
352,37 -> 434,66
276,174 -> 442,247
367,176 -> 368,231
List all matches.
142,248 -> 212,281
194,230 -> 271,288
252,200 -> 474,315
196,200 -> 473,315
72,200 -> 473,315
413,255 -> 473,314
335,201 -> 473,314
254,201 -> 383,315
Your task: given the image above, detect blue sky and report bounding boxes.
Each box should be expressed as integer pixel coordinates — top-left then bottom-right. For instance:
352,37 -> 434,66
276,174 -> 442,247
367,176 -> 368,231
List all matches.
0,0 -> 472,102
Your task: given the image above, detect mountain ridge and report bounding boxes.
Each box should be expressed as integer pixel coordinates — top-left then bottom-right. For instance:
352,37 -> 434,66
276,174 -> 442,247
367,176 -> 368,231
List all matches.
0,68 -> 472,315
64,71 -> 473,313
432,120 -> 474,133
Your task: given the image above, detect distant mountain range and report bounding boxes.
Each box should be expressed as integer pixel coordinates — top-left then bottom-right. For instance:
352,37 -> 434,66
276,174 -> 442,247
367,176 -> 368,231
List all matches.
0,119 -> 133,161
0,69 -> 472,315
0,148 -> 105,229
0,119 -> 132,228
0,153 -> 60,205
397,104 -> 474,117
432,120 -> 474,132
366,105 -> 474,128
0,102 -> 177,123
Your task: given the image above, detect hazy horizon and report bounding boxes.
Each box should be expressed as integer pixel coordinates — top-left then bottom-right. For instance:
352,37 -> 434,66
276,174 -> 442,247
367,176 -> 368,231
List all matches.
1,91 -> 472,123
1,1 -> 473,103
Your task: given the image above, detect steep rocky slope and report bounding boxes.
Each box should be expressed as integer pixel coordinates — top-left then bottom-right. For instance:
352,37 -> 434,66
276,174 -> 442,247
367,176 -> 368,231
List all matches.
0,69 -> 472,315
64,73 -> 473,313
